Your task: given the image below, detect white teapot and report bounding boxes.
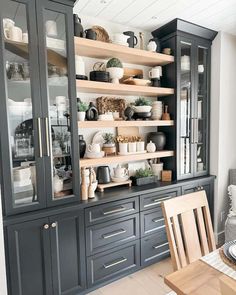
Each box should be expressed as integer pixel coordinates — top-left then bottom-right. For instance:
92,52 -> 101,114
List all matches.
113,164 -> 128,178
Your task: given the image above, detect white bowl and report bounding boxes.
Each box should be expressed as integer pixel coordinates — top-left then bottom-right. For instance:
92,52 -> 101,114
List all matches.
85,151 -> 105,159
134,105 -> 152,113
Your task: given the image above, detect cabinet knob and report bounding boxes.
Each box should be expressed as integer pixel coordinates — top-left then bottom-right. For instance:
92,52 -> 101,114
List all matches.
51,222 -> 57,228
43,224 -> 49,230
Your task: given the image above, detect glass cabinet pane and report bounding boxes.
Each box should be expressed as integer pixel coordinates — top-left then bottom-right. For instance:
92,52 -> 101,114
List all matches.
2,1 -> 40,207
179,42 -> 192,176
43,9 -> 73,200
196,47 -> 208,173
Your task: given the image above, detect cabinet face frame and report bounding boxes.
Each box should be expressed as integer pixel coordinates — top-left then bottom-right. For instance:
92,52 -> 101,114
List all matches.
0,0 -> 47,215
36,0 -> 80,206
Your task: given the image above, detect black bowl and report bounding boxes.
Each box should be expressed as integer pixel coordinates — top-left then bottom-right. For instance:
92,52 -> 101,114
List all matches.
90,71 -> 110,82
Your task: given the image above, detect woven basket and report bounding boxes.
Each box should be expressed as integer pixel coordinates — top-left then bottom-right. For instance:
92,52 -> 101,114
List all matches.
92,26 -> 110,43
96,96 -> 126,117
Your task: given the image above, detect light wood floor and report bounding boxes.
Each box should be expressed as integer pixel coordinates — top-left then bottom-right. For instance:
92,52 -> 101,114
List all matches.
88,258 -> 173,295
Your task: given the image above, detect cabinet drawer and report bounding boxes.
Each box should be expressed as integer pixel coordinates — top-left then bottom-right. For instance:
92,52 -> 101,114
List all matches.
140,187 -> 181,211
85,197 -> 139,226
141,207 -> 165,237
86,214 -> 139,255
87,241 -> 140,287
141,230 -> 170,267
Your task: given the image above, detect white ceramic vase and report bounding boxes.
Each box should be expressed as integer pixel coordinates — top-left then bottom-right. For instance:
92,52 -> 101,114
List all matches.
107,67 -> 124,84
119,142 -> 128,154
151,101 -> 163,120
77,111 -> 86,121
136,141 -> 145,152
128,142 -> 137,153
147,141 -> 156,153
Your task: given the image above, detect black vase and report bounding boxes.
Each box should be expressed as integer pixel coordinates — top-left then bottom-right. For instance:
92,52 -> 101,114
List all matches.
73,14 -> 84,37
79,135 -> 86,158
147,132 -> 166,151
86,102 -> 98,121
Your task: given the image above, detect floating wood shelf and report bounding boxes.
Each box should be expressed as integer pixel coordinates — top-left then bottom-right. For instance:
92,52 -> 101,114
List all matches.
76,80 -> 174,97
80,151 -> 174,167
78,120 -> 174,128
74,37 -> 174,66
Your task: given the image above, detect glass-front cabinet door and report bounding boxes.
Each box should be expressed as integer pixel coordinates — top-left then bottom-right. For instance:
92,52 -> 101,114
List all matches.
36,0 -> 79,206
0,0 -> 46,214
194,45 -> 209,175
178,40 -> 194,179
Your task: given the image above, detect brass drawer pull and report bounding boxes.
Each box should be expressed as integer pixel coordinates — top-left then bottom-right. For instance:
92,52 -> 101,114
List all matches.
144,196 -> 172,208
102,229 -> 126,239
153,242 -> 169,249
102,206 -> 128,216
103,257 -> 127,269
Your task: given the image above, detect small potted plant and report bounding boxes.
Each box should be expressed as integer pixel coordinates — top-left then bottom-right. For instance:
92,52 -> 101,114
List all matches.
133,97 -> 152,113
132,168 -> 156,186
136,136 -> 145,152
128,136 -> 137,153
103,133 -> 115,147
77,101 -> 88,121
106,58 -> 124,84
103,133 -> 116,156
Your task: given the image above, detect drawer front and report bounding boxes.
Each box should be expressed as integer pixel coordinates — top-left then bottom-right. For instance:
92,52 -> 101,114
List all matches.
141,230 -> 170,266
87,241 -> 140,287
141,207 -> 165,237
85,197 -> 139,226
140,187 -> 181,211
86,214 -> 139,256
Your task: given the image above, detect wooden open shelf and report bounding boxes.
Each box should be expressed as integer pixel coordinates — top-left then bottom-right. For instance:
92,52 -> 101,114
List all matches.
5,39 -> 66,68
74,37 -> 174,66
78,120 -> 174,128
76,80 -> 174,97
80,151 -> 174,167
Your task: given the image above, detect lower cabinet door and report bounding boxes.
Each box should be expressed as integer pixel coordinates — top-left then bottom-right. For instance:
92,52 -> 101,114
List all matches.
141,230 -> 170,267
49,211 -> 86,295
87,240 -> 140,287
6,218 -> 53,295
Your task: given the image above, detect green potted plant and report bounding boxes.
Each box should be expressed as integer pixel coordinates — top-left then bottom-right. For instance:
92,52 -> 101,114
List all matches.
106,57 -> 124,84
134,97 -> 152,113
77,101 -> 88,121
103,133 -> 115,147
132,168 -> 156,186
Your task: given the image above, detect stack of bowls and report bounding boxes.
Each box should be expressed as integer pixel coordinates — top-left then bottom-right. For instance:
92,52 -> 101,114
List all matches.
151,101 -> 163,120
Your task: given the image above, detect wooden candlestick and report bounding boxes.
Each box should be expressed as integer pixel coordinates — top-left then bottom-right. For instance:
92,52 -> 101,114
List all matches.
81,167 -> 88,200
139,32 -> 144,50
162,105 -> 171,120
88,168 -> 95,199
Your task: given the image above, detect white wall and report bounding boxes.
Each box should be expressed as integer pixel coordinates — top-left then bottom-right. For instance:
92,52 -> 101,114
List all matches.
210,32 -> 236,242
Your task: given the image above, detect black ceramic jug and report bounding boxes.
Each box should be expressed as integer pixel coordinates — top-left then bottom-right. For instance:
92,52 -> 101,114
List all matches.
86,102 -> 98,121
97,166 -> 111,184
123,31 -> 138,48
79,135 -> 86,158
73,14 -> 84,37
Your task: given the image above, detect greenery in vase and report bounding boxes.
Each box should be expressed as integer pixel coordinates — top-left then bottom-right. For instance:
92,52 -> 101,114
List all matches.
77,101 -> 88,112
135,168 -> 153,179
106,57 -> 123,68
134,97 -> 151,106
103,133 -> 115,144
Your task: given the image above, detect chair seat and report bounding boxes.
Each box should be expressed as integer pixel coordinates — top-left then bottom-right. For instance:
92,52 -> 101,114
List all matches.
225,216 -> 236,242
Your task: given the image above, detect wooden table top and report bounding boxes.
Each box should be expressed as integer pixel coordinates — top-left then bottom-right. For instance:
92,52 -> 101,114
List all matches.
165,259 -> 236,295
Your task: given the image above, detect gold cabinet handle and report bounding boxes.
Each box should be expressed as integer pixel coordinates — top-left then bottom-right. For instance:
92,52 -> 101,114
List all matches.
43,224 -> 49,230
37,118 -> 43,158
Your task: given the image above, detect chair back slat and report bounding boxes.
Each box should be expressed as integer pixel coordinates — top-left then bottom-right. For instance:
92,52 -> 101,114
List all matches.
161,191 -> 216,270
180,210 -> 202,263
172,215 -> 187,268
195,207 -> 210,255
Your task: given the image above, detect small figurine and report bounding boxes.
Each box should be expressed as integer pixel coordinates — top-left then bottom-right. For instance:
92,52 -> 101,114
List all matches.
124,106 -> 134,121
139,32 -> 144,50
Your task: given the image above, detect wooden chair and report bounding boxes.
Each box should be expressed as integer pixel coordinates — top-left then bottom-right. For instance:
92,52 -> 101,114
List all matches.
161,191 -> 216,271
220,275 -> 236,295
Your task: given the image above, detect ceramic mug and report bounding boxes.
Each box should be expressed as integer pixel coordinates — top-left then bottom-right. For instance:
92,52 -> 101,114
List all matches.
46,20 -> 57,37
5,26 -> 22,42
88,143 -> 101,154
114,167 -> 128,178
149,66 -> 162,79
22,32 -> 28,43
